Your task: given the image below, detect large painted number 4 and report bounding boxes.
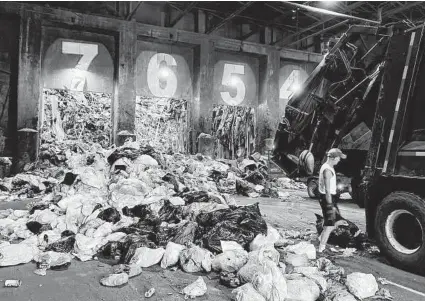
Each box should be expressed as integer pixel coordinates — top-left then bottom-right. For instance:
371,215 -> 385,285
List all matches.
221,63 -> 246,106
62,41 -> 99,91
280,69 -> 302,100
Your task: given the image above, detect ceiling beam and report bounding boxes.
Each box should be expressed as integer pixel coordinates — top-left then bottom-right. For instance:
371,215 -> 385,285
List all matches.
287,19 -> 350,47
382,1 -> 422,18
205,1 -> 254,34
283,1 -> 380,24
168,1 -> 197,27
271,2 -> 365,47
240,25 -> 260,40
126,1 -> 143,21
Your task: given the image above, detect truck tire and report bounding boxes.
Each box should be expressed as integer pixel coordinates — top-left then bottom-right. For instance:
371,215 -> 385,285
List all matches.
307,178 -> 320,199
375,192 -> 425,275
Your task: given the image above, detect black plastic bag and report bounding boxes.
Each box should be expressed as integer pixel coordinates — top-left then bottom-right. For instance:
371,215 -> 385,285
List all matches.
315,213 -> 363,248
157,225 -> 179,247
172,221 -> 197,245
158,200 -> 185,224
98,241 -> 123,260
162,173 -> 180,192
122,204 -> 152,219
235,179 -> 254,197
195,203 -> 267,252
61,230 -> 75,238
178,191 -> 211,204
62,172 -> 78,185
45,236 -> 76,253
26,221 -> 52,235
120,234 -> 157,264
107,147 -> 141,165
244,171 -> 265,185
50,262 -> 71,271
29,204 -> 50,215
98,208 -> 121,224
209,170 -> 228,182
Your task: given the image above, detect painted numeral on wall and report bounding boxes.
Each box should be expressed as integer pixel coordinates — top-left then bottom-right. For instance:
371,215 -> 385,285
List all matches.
147,53 -> 178,97
62,41 -> 99,91
280,69 -> 302,100
220,63 -> 246,106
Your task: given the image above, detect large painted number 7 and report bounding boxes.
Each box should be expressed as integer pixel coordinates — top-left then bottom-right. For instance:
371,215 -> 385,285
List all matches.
62,41 -> 99,91
221,63 -> 246,106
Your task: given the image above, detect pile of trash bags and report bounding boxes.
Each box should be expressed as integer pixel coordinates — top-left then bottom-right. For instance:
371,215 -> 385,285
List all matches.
0,138 -> 392,300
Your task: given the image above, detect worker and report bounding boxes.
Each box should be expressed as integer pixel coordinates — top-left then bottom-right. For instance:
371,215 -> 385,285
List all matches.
317,148 -> 347,253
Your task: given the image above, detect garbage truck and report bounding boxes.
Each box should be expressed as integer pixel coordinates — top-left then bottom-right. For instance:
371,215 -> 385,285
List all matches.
273,22 -> 425,275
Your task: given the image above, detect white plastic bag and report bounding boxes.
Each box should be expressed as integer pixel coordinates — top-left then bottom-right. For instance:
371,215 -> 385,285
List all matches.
73,234 -> 104,262
250,225 -> 281,251
248,245 -> 280,265
285,241 -> 316,260
179,245 -> 214,273
161,242 -> 185,269
212,249 -> 248,273
232,283 -> 266,301
129,247 -> 165,268
181,277 -> 207,298
0,243 -> 37,266
252,260 -> 287,301
221,241 -> 244,252
100,273 -> 129,287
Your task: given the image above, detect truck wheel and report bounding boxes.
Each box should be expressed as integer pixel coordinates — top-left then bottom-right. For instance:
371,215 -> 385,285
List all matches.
307,178 -> 320,199
375,192 -> 425,275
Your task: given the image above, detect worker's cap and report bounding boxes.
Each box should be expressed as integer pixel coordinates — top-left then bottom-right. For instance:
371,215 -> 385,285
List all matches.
327,148 -> 347,159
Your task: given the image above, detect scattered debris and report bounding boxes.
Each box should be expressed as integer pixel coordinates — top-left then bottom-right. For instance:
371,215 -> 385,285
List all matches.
100,273 -> 129,287
144,287 -> 155,298
346,272 -> 379,299
4,280 -> 22,287
181,276 -> 207,298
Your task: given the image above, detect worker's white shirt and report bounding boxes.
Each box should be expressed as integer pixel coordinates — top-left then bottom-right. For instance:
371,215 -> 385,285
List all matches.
318,162 -> 337,195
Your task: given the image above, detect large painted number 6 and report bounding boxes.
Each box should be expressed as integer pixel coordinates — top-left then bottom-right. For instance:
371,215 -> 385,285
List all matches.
221,63 -> 246,106
147,53 -> 178,98
62,41 -> 98,91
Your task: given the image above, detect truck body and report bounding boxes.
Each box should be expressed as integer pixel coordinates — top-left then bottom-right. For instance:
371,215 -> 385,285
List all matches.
274,22 -> 425,275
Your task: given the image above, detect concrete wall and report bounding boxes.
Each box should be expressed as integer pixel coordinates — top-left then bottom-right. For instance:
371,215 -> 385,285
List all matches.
0,17 -> 19,157
0,2 -> 322,169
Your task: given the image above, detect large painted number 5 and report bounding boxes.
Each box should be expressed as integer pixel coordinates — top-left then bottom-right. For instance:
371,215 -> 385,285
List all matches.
221,63 -> 246,106
147,53 -> 178,98
62,41 -> 98,91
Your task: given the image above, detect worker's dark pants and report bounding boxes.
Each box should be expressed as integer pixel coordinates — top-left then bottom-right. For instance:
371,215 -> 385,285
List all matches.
319,194 -> 343,226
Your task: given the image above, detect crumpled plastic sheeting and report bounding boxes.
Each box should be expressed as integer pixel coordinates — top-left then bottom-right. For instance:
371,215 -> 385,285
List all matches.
0,242 -> 39,266
179,245 -> 214,273
195,203 -> 268,252
128,246 -> 165,268
181,276 -> 207,298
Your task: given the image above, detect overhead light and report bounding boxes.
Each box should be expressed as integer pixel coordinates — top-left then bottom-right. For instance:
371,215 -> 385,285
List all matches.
158,67 -> 170,79
321,0 -> 337,7
230,76 -> 239,87
290,83 -> 302,94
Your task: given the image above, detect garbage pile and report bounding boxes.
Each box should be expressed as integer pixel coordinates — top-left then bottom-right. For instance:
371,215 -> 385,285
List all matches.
42,89 -> 112,148
0,140 -> 391,300
135,96 -> 189,154
217,152 -> 306,199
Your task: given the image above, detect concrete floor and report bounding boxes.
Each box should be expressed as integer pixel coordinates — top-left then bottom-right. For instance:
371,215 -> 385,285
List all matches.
0,191 -> 424,301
